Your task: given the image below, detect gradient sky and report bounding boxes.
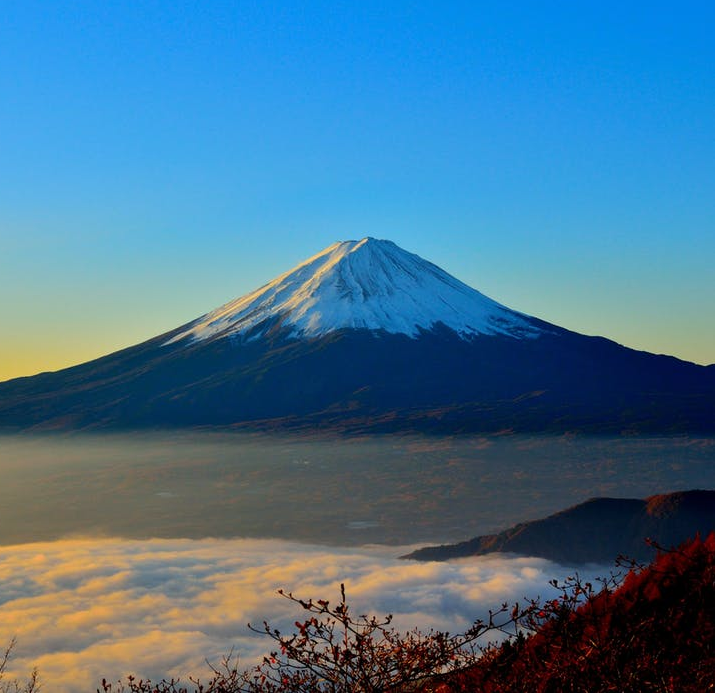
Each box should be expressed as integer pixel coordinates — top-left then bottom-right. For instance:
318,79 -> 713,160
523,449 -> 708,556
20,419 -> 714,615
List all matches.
1,0 -> 714,381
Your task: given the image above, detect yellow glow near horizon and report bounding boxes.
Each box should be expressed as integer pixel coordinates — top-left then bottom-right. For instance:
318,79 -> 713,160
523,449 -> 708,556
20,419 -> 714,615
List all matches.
0,343 -> 107,382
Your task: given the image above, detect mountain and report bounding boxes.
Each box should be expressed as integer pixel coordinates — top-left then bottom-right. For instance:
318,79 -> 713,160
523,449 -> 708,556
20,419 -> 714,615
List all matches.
402,489 -> 715,564
1,237 -> 714,432
166,238 -> 541,344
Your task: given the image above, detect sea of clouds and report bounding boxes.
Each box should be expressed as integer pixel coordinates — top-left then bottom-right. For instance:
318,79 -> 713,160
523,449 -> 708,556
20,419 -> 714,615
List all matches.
0,538 -> 610,691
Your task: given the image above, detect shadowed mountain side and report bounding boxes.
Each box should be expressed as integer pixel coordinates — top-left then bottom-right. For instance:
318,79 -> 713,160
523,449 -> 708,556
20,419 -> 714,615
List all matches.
402,490 -> 715,564
1,325 -> 714,433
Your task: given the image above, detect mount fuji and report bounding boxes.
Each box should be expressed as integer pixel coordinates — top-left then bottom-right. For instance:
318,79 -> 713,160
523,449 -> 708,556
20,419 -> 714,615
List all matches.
1,238 -> 713,433
165,238 -> 542,344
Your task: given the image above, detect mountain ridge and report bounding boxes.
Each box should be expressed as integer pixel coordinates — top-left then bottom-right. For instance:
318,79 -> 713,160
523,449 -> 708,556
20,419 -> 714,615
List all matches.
1,239 -> 714,433
402,490 -> 715,564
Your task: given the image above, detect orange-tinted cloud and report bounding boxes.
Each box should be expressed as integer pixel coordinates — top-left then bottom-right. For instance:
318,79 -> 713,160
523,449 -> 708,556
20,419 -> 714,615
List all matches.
0,538 -> 604,691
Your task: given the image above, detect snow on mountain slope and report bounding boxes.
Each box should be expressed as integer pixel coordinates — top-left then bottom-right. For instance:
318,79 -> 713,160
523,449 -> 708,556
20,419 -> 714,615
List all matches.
167,238 -> 542,344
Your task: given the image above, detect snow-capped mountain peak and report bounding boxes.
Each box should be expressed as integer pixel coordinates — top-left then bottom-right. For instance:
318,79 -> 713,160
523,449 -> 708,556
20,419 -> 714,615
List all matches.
167,237 -> 541,344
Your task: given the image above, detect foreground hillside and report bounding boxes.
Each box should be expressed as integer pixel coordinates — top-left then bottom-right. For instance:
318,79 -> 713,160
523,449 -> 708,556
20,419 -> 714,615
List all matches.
436,533 -> 715,692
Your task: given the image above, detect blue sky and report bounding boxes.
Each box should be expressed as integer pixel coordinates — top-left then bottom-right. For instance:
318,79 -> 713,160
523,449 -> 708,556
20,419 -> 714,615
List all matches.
1,0 -> 714,380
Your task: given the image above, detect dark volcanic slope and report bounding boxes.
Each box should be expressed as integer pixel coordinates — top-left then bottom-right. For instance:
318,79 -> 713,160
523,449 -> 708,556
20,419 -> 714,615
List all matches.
0,323 -> 714,433
402,490 -> 715,564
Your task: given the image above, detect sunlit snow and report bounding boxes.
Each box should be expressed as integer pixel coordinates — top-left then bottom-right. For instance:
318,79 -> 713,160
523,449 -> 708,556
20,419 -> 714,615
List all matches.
166,238 -> 542,345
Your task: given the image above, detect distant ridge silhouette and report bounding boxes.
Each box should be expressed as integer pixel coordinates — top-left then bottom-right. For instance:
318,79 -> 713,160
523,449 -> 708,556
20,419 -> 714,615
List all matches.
402,490 -> 715,564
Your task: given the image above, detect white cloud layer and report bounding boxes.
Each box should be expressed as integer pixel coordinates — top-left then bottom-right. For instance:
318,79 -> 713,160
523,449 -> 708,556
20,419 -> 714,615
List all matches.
0,538 -> 607,691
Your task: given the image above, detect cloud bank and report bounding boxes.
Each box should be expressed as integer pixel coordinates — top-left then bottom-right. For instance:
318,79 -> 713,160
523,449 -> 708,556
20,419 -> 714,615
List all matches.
0,538 -> 608,691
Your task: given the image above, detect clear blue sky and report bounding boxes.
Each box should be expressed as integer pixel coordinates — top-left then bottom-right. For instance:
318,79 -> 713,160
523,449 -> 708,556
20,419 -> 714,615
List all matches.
2,0 -> 714,380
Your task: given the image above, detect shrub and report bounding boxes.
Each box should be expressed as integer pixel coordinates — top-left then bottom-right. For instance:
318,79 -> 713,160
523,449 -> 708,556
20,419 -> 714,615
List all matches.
0,639 -> 38,693
100,583 -> 529,692
102,533 -> 715,692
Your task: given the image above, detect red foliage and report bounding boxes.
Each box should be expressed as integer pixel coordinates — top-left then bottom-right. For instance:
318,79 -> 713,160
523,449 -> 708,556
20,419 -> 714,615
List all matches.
441,533 -> 715,692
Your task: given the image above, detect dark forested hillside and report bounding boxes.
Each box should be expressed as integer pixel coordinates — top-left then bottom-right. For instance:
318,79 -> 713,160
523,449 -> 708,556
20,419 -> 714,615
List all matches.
404,489 -> 715,564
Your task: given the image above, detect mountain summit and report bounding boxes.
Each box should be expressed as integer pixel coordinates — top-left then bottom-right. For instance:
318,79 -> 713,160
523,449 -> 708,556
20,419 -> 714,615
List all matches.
167,238 -> 540,345
1,238 -> 713,433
